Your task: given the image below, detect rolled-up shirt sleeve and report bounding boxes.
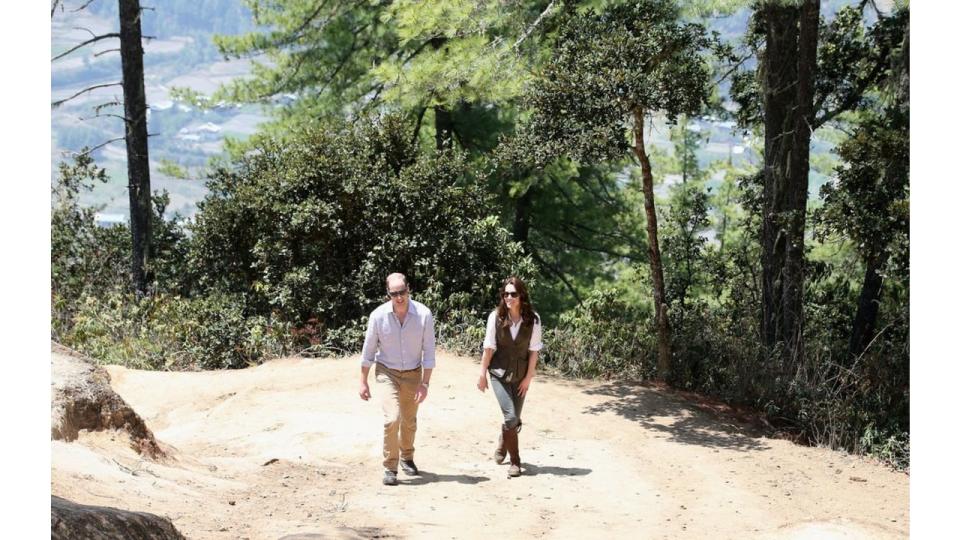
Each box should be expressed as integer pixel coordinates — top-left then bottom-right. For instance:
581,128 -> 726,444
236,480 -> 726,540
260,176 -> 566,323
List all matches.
482,311 -> 498,350
360,312 -> 378,368
529,316 -> 544,352
421,311 -> 436,369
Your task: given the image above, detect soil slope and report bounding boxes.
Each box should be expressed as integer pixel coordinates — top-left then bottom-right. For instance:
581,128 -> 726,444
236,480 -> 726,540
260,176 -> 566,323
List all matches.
51,352 -> 908,539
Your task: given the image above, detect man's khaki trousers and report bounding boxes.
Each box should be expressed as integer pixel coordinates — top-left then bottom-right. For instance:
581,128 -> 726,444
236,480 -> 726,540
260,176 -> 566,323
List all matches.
375,364 -> 421,471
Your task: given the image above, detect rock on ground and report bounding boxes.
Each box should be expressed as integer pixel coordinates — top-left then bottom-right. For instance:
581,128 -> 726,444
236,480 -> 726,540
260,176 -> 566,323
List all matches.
51,343 -> 165,459
52,496 -> 185,540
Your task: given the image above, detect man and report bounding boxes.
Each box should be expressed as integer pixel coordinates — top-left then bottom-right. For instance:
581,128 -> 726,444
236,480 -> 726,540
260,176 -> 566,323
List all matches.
360,273 -> 435,486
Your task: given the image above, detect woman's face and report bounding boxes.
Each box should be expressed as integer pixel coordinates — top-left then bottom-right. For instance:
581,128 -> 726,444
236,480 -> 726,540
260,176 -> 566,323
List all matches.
503,283 -> 520,311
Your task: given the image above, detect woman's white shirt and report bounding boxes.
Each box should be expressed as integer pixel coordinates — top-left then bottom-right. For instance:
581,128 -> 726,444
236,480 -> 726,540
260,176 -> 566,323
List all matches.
482,311 -> 543,352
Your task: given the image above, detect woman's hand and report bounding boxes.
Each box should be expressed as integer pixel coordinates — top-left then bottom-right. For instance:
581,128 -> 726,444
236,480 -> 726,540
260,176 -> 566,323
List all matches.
477,372 -> 488,392
518,376 -> 533,397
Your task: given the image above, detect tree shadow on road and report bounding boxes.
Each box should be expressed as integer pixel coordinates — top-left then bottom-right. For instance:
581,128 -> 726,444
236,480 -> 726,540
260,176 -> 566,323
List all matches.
521,464 -> 592,477
402,471 -> 490,485
582,380 -> 769,452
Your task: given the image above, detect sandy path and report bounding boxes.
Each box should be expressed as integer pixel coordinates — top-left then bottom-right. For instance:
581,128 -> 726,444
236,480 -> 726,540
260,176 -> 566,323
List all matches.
51,351 -> 908,539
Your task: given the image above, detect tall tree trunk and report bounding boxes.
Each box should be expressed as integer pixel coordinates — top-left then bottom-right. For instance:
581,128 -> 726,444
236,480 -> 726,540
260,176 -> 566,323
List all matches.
848,254 -> 887,359
781,0 -> 819,364
513,187 -> 533,249
119,0 -> 152,297
759,0 -> 818,366
429,36 -> 454,151
633,108 -> 672,380
759,3 -> 798,352
434,105 -> 454,151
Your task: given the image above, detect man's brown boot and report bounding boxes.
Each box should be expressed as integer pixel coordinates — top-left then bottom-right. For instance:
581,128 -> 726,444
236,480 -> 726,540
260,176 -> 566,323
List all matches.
494,428 -> 506,464
505,426 -> 521,477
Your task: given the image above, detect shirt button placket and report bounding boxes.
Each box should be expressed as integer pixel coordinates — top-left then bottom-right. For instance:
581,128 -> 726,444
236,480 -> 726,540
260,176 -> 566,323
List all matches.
398,316 -> 404,370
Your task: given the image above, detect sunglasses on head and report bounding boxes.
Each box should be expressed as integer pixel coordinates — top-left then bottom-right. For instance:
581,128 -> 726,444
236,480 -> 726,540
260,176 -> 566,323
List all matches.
502,291 -> 520,298
388,288 -> 408,298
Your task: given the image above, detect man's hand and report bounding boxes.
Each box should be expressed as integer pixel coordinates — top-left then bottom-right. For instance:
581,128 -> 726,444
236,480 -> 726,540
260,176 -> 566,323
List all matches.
359,381 -> 371,401
517,376 -> 533,397
415,383 -> 429,404
477,373 -> 488,392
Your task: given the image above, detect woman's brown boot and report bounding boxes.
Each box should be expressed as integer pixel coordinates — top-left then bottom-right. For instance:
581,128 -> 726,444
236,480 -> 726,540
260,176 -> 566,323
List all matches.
494,428 -> 506,464
505,426 -> 521,477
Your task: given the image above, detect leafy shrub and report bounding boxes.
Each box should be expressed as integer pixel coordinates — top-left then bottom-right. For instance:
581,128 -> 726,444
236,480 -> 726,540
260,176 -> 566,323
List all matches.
52,153 -> 191,341
541,288 -> 654,379
59,291 -> 294,370
186,114 -> 533,340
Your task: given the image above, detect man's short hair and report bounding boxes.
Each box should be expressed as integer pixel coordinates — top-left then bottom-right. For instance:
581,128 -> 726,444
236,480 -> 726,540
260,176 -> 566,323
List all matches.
385,272 -> 409,290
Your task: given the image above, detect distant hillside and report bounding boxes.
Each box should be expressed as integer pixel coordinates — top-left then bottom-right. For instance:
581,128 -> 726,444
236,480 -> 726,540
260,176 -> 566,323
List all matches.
51,0 -> 266,219
51,0 -> 860,220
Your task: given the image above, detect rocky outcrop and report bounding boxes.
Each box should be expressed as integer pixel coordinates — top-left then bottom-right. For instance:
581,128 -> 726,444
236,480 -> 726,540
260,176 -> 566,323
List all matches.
51,343 -> 165,459
51,496 -> 185,540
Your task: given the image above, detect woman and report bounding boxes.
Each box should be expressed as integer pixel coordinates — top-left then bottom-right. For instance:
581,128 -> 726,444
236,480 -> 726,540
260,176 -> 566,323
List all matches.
477,276 -> 543,477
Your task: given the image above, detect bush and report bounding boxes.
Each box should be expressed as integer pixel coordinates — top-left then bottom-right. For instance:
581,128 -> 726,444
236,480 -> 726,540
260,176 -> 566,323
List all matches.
59,291 -> 295,370
186,114 -> 534,340
541,288 -> 654,379
52,153 -> 191,342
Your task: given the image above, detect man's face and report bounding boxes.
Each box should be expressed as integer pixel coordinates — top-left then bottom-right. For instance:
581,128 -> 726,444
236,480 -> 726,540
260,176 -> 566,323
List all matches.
387,278 -> 409,309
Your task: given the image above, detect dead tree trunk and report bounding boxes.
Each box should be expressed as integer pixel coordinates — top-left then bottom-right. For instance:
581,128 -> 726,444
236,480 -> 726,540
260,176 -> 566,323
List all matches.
633,108 -> 672,380
119,0 -> 152,297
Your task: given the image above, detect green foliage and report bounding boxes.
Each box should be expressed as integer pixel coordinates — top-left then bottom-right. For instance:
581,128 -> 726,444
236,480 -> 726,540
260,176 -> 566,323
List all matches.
731,3 -> 909,129
196,0 -> 551,137
52,1 -> 911,470
51,153 -> 117,312
541,288 -> 654,379
186,114 -> 534,340
526,0 -> 727,163
52,155 -> 246,369
815,106 -> 909,270
660,119 -> 712,321
60,291 -> 295,370
489,140 -> 647,317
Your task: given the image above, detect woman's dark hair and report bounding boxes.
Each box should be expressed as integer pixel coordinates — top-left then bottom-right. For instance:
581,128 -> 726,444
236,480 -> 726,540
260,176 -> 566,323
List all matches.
495,276 -> 539,327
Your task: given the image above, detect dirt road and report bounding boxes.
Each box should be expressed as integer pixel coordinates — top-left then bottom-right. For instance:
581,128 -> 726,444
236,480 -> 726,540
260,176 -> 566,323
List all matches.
51,351 -> 908,539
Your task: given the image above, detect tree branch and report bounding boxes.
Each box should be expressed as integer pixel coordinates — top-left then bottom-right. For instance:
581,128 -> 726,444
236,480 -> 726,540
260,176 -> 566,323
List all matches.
537,226 -> 638,261
402,37 -> 438,67
813,58 -> 886,129
316,22 -> 370,97
52,33 -> 120,61
715,52 -> 753,84
94,48 -> 121,58
73,136 -> 125,157
52,82 -> 123,108
278,0 -> 334,48
410,106 -> 427,147
72,26 -> 98,40
94,100 -> 122,114
567,220 -> 642,250
529,246 -> 582,305
513,0 -> 556,52
72,0 -> 97,12
79,112 -> 130,123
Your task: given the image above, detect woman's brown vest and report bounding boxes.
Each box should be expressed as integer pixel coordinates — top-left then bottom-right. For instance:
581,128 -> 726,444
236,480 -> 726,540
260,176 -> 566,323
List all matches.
489,318 -> 533,383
